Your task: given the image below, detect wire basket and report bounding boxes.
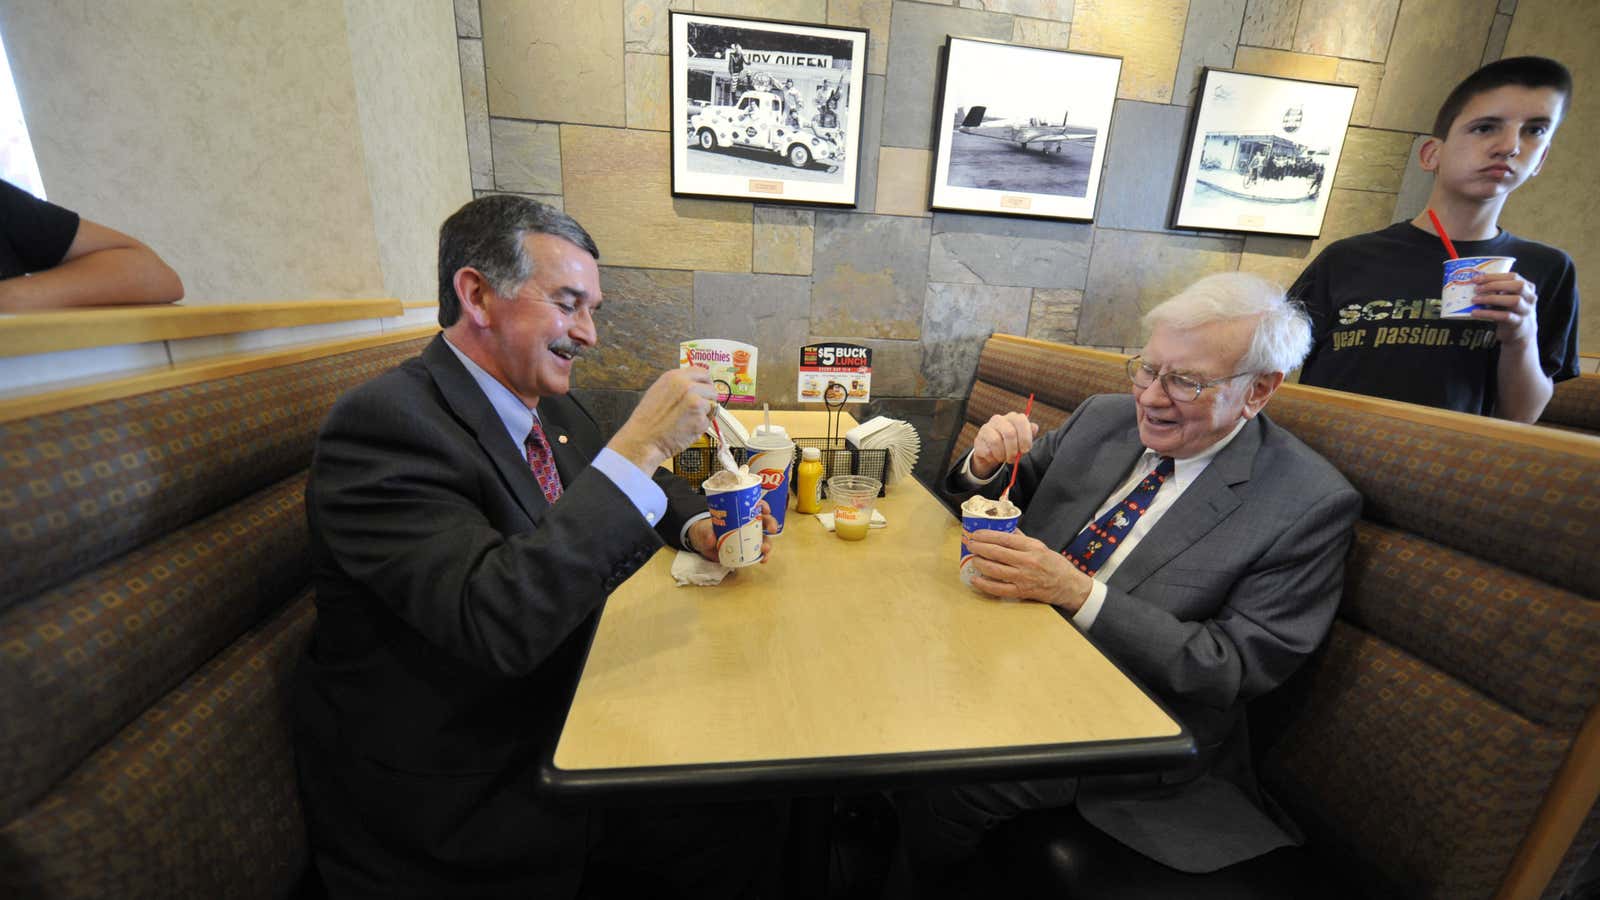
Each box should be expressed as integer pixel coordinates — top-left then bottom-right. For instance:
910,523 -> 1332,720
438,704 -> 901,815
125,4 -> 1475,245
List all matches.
672,439 -> 888,496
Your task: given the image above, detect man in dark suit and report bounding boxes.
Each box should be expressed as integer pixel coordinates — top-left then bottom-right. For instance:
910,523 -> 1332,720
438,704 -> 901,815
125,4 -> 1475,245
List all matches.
896,272 -> 1361,890
293,196 -> 775,898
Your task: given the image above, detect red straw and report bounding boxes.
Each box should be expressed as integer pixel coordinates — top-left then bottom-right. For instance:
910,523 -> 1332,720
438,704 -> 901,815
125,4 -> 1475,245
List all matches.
1427,209 -> 1459,260
1002,393 -> 1035,497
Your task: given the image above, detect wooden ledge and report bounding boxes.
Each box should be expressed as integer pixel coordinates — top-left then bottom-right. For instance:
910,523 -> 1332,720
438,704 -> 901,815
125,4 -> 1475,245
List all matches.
988,334 -> 1600,459
0,298 -> 405,358
0,325 -> 438,423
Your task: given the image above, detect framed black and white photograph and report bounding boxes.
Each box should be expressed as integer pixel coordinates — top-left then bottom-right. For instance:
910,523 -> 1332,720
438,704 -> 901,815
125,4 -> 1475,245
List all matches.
930,37 -> 1121,221
670,11 -> 868,207
1172,68 -> 1358,237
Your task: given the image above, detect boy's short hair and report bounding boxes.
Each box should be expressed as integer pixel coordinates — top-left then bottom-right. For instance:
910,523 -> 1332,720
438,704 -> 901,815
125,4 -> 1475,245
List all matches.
1431,56 -> 1573,138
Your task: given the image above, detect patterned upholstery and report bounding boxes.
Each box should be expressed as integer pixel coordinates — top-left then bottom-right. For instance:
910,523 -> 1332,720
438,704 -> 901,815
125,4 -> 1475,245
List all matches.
0,335 -> 429,898
0,336 -> 427,608
0,473 -> 307,823
0,594 -> 315,899
956,334 -> 1600,900
1540,374 -> 1600,436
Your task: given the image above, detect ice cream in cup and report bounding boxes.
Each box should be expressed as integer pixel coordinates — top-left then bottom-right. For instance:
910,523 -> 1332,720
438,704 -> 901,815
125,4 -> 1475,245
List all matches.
1441,256 -> 1515,318
744,425 -> 795,535
960,495 -> 1021,591
703,467 -> 765,567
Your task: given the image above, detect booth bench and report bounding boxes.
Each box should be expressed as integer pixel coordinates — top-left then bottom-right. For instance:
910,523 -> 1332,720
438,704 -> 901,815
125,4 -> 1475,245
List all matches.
0,328 -> 433,898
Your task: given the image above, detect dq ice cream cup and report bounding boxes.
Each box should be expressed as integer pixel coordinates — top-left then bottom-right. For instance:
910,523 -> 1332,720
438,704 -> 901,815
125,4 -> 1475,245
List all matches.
744,425 -> 795,535
1441,256 -> 1514,318
960,495 -> 1021,591
703,467 -> 765,568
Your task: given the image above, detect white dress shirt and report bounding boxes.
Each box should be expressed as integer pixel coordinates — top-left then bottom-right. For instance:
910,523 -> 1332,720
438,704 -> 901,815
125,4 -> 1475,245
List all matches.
960,418 -> 1248,629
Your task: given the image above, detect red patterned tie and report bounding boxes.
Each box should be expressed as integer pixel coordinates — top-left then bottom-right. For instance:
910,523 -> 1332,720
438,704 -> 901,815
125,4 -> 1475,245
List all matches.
525,420 -> 563,503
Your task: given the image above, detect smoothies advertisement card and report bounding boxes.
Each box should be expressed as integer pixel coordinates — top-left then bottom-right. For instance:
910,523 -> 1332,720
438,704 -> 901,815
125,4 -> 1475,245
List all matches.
680,339 -> 758,404
798,342 -> 871,404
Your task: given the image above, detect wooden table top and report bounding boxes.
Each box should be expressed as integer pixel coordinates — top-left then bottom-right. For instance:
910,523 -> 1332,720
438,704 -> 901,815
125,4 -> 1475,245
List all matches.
546,410 -> 1191,797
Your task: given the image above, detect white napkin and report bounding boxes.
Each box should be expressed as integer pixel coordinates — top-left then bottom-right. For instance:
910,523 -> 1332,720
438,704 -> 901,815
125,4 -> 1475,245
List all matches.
670,549 -> 732,586
815,509 -> 888,531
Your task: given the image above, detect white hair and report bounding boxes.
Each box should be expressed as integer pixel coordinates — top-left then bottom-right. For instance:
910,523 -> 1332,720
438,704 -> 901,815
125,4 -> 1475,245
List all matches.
1142,272 -> 1313,374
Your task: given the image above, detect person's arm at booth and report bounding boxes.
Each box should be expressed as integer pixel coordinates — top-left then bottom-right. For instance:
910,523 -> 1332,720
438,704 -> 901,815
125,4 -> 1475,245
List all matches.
0,217 -> 184,312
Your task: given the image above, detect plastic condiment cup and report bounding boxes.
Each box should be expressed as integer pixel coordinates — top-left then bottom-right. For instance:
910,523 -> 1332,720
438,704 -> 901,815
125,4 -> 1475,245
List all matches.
827,475 -> 881,542
1441,256 -> 1514,318
703,471 -> 765,567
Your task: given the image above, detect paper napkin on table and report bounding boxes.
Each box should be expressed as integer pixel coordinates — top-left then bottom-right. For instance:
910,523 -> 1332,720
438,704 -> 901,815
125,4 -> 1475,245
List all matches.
671,549 -> 731,586
815,509 -> 888,531
845,416 -> 921,486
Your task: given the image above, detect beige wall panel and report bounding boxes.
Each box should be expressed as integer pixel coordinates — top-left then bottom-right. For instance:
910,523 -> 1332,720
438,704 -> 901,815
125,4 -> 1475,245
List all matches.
345,0 -> 473,303
1232,46 -> 1340,81
1027,288 -> 1084,343
460,39 -> 495,190
0,0 -> 386,303
577,267 -> 695,389
957,0 -> 1073,18
1069,0 -> 1188,103
491,119 -> 563,194
1331,127 -> 1414,193
1238,188 -> 1397,288
754,207 -> 815,275
1078,229 -> 1242,346
1368,0 -> 1499,133
626,53 -> 672,131
482,0 -> 624,126
695,0 -> 827,20
874,148 -> 933,218
1501,0 -> 1600,348
1240,0 -> 1300,50
1292,0 -> 1400,62
1013,16 -> 1072,49
627,0 -> 690,55
829,0 -> 892,75
561,126 -> 751,272
1335,60 -> 1384,128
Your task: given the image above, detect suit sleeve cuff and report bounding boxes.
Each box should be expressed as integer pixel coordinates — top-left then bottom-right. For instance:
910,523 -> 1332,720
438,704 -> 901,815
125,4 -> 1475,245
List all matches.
679,511 -> 711,549
591,447 -> 669,527
1071,580 -> 1108,631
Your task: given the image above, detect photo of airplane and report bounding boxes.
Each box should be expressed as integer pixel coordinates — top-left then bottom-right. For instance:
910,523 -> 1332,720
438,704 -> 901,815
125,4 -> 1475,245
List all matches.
954,105 -> 1098,155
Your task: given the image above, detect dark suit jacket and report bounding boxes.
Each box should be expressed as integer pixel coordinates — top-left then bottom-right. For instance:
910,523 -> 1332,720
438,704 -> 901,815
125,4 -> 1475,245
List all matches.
945,394 -> 1360,873
293,336 -> 706,897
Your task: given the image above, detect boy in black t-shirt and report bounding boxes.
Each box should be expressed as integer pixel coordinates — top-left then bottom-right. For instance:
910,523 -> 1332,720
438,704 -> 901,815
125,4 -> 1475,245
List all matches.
1291,57 -> 1579,422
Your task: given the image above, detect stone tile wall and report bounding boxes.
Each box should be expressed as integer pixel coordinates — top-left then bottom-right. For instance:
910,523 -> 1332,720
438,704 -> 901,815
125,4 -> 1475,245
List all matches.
454,0 -> 1596,486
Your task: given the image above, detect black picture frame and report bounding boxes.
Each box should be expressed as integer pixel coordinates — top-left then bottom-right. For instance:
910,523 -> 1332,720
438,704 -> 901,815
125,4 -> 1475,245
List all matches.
670,11 -> 869,208
1170,68 -> 1359,238
928,36 -> 1122,222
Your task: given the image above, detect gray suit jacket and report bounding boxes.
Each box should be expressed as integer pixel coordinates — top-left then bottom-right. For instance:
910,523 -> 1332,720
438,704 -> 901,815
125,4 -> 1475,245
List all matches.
946,393 -> 1360,872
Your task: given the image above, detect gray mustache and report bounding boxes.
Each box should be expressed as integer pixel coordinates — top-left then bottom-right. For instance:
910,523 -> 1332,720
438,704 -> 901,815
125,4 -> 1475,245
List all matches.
550,339 -> 585,360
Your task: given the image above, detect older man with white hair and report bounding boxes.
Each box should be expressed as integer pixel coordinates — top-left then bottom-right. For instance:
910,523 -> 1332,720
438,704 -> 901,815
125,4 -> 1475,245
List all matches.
895,272 -> 1362,891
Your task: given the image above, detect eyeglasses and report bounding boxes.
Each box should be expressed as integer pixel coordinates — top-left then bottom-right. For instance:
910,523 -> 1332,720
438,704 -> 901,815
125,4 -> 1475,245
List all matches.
1126,356 -> 1252,403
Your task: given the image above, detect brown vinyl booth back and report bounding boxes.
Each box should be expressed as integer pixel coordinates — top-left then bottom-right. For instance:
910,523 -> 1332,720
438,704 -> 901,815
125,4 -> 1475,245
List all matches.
1538,372 -> 1600,436
948,334 -> 1600,900
0,334 -> 431,899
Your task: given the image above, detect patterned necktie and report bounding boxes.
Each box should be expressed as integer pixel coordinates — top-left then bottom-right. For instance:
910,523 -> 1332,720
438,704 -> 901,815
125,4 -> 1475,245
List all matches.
525,420 -> 563,503
1060,456 -> 1174,576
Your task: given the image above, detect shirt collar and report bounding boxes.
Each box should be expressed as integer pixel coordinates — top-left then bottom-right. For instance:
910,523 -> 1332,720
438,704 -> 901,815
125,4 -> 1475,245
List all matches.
1142,418 -> 1249,489
442,334 -> 536,453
